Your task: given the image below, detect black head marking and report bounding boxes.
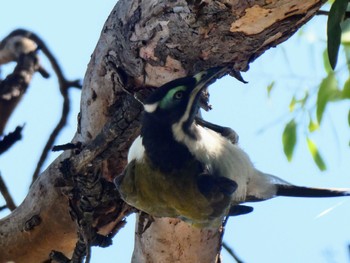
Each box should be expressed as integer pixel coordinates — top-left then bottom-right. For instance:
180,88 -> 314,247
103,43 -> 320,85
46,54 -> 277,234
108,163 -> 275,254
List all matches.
144,76 -> 197,105
140,68 -> 227,172
143,76 -> 199,126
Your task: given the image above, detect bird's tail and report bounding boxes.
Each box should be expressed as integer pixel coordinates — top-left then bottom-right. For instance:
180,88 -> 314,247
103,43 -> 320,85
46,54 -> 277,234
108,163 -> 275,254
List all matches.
275,184 -> 350,198
246,171 -> 350,202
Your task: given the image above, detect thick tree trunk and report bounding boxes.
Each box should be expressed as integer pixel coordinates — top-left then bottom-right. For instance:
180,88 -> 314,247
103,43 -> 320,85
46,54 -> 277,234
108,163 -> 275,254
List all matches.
0,0 -> 325,262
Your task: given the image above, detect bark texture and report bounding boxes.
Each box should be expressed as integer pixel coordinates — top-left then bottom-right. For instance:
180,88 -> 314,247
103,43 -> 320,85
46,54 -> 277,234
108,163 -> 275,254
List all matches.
0,0 -> 325,262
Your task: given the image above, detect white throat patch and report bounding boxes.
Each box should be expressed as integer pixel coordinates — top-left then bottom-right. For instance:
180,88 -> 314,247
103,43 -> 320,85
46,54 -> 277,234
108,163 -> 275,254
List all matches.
144,102 -> 158,113
128,135 -> 145,163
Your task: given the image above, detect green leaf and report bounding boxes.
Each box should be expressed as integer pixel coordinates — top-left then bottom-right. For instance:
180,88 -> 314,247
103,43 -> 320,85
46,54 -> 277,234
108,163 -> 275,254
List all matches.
282,119 -> 297,161
316,73 -> 340,124
289,96 -> 296,112
327,0 -> 348,69
308,119 -> 319,132
323,49 -> 333,74
342,43 -> 350,73
266,81 -> 275,98
300,91 -> 309,108
342,78 -> 350,99
342,31 -> 350,45
341,22 -> 350,44
307,138 -> 327,171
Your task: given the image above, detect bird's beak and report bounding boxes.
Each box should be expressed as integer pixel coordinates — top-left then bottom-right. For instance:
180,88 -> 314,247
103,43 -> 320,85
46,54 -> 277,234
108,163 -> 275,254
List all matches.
193,67 -> 228,94
180,67 -> 228,129
190,67 -> 228,111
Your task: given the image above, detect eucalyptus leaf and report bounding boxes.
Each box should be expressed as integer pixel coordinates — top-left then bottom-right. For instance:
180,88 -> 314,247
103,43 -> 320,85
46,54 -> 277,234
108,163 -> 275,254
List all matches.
342,78 -> 350,99
307,138 -> 327,171
300,91 -> 309,108
327,0 -> 348,69
323,49 -> 333,74
316,73 -> 340,124
342,43 -> 350,73
289,96 -> 296,112
282,119 -> 297,161
308,119 -> 319,132
266,81 -> 275,98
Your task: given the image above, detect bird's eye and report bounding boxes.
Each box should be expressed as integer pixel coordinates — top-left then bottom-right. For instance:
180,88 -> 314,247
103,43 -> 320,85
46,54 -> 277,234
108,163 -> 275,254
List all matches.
173,91 -> 184,100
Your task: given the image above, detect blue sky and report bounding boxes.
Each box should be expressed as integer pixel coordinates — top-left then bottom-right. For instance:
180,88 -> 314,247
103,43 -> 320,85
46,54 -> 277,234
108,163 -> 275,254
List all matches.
1,1 -> 349,263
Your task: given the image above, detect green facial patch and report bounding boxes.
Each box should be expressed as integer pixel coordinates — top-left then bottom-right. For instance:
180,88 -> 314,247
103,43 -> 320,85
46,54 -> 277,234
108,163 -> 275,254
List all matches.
159,85 -> 187,109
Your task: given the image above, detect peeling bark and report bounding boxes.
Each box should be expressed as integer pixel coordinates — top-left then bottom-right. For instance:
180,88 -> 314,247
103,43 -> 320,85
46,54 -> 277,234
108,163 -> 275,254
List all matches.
0,0 -> 326,262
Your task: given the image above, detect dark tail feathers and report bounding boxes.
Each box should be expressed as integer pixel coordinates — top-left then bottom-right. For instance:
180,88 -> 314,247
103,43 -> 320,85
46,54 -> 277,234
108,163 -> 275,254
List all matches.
276,184 -> 350,198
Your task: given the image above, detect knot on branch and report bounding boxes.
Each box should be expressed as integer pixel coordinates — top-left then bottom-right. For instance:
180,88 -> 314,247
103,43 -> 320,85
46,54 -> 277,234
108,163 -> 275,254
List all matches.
23,215 -> 42,231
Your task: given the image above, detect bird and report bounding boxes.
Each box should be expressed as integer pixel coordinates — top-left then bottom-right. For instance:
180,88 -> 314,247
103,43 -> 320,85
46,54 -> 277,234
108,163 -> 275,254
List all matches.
114,67 -> 350,228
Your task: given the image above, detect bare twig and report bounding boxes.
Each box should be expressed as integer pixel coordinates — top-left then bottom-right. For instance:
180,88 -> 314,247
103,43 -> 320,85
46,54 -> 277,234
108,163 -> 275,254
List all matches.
0,173 -> 16,211
0,125 -> 24,155
1,29 -> 84,185
222,242 -> 244,263
1,29 -> 81,90
52,142 -> 82,152
31,87 -> 71,185
1,29 -> 82,185
317,10 -> 350,19
0,50 -> 42,134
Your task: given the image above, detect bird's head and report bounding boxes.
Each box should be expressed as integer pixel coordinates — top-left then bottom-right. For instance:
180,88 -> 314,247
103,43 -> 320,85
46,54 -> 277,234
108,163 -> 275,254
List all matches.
143,67 -> 226,129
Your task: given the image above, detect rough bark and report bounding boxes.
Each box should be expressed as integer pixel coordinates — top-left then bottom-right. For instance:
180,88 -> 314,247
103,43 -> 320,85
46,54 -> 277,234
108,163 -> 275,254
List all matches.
0,0 -> 326,262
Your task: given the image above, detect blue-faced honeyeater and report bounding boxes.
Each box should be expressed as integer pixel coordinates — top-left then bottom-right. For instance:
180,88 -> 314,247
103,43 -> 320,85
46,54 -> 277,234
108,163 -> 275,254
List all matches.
114,67 -> 350,228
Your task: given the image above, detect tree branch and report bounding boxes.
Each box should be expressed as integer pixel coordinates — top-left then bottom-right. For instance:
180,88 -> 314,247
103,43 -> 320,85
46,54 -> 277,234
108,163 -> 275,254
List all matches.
0,29 -> 82,183
0,50 -> 43,134
31,84 -> 73,185
1,29 -> 81,90
0,0 -> 327,262
317,10 -> 350,19
0,125 -> 24,155
0,173 -> 16,211
1,29 -> 84,185
222,242 -> 244,263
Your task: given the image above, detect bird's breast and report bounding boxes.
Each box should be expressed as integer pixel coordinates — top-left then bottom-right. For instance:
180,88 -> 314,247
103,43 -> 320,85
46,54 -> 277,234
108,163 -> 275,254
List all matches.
118,155 -> 232,227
